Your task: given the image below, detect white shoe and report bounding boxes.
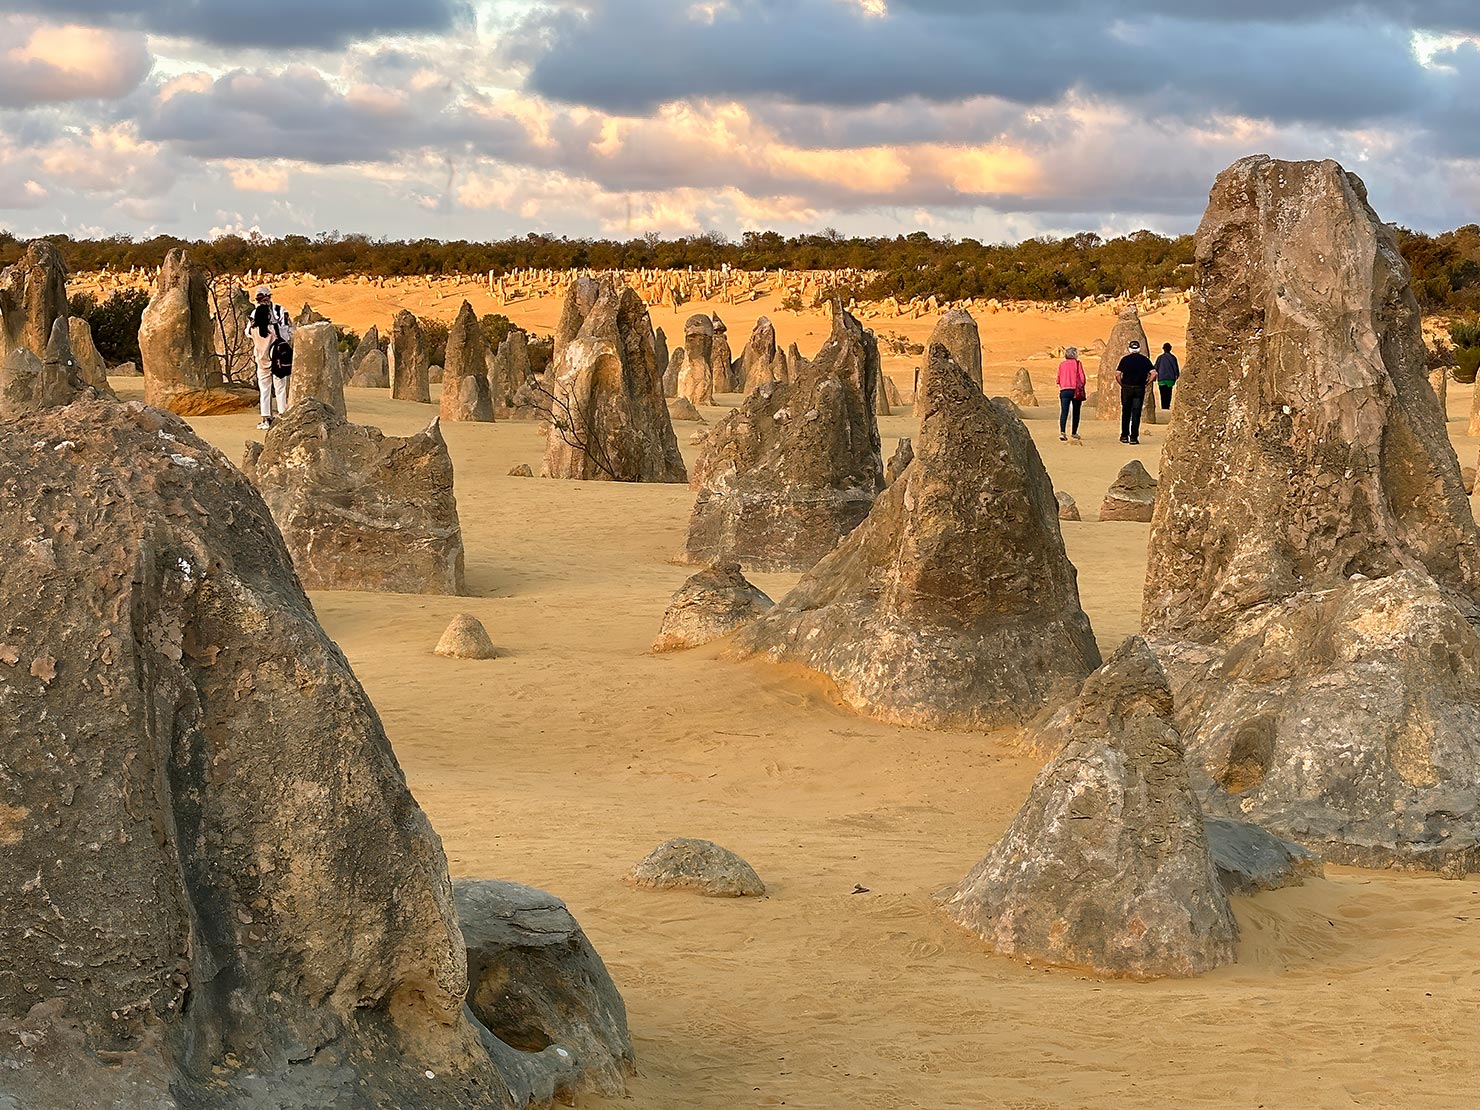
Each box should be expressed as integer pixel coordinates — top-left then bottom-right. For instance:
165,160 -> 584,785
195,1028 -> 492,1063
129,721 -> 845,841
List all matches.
256,419 -> 272,430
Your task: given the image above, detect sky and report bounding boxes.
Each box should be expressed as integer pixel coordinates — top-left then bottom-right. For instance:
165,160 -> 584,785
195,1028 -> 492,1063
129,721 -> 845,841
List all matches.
2,0 -> 1479,245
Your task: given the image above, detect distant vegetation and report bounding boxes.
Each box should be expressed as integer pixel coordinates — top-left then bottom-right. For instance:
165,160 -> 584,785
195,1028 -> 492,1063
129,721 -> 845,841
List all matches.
67,289 -> 148,365
11,222 -> 1480,315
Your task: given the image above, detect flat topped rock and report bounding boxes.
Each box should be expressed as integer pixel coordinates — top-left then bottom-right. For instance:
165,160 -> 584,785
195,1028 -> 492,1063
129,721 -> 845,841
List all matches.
629,837 -> 765,897
943,637 -> 1238,979
652,563 -> 773,653
434,613 -> 497,659
1099,459 -> 1158,521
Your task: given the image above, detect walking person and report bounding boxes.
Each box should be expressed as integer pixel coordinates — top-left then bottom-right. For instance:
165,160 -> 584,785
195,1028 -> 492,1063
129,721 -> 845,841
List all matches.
1154,342 -> 1179,410
247,285 -> 293,430
1115,339 -> 1155,445
1056,346 -> 1087,442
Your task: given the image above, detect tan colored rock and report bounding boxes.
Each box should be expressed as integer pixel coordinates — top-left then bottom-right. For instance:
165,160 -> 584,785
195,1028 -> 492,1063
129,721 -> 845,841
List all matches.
389,308 -> 430,402
629,838 -> 765,897
441,301 -> 494,422
1099,460 -> 1157,521
140,248 -> 255,415
508,462 -> 534,477
738,316 -> 779,395
345,323 -> 380,381
677,313 -> 715,406
681,304 -> 884,571
927,307 -> 982,389
1056,490 -> 1081,521
664,346 -> 684,398
490,327 -> 533,409
541,278 -> 687,483
1009,367 -> 1038,408
652,563 -> 773,652
711,317 -> 735,393
731,342 -> 1100,729
434,613 -> 498,659
0,240 -> 67,358
1144,155 -> 1480,873
0,317 -> 93,418
884,437 -> 913,485
287,321 -> 346,416
67,317 -> 110,389
668,396 -> 706,423
943,637 -> 1238,980
243,400 -> 466,594
1095,307 -> 1149,421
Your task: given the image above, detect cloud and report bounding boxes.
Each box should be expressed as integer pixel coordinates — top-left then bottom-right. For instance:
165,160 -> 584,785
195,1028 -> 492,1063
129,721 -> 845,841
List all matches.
0,19 -> 151,106
1,0 -> 476,50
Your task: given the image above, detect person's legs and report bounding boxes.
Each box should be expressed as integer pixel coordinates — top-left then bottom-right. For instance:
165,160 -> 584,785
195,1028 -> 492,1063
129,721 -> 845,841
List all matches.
273,372 -> 290,416
1059,389 -> 1071,434
256,357 -> 273,419
1160,382 -> 1173,410
1120,390 -> 1134,440
1128,390 -> 1144,441
1071,397 -> 1083,436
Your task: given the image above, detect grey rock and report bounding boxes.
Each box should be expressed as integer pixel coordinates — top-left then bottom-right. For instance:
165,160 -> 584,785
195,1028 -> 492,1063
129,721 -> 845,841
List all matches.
0,240 -> 67,359
389,308 -> 430,402
738,316 -> 779,395
667,396 -> 706,423
678,313 -> 715,406
630,838 -> 765,897
927,307 -> 982,390
1205,818 -> 1324,896
287,321 -> 346,417
1099,460 -> 1157,521
67,317 -> 110,389
1095,306 -> 1149,421
350,346 -> 388,389
441,301 -> 494,422
652,563 -> 773,652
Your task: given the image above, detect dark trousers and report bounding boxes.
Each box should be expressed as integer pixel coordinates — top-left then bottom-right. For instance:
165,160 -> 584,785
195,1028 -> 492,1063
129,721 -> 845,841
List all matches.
1159,382 -> 1174,410
1121,388 -> 1145,440
1058,389 -> 1082,435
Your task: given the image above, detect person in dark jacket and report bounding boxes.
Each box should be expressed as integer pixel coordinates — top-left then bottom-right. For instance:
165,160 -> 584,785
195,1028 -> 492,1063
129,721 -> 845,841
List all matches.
1115,340 -> 1155,444
1154,342 -> 1179,410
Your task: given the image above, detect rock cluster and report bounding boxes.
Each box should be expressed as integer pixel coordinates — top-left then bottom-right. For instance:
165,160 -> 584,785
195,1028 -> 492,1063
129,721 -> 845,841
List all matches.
731,341 -> 1100,728
243,400 -> 467,594
652,563 -> 774,652
1143,156 -> 1480,873
389,308 -> 430,402
1,317 -> 92,418
1099,460 -> 1158,521
442,300 -> 495,422
943,638 -> 1239,979
681,304 -> 884,571
0,398 -> 602,1107
541,278 -> 687,483
629,838 -> 766,897
140,248 -> 255,415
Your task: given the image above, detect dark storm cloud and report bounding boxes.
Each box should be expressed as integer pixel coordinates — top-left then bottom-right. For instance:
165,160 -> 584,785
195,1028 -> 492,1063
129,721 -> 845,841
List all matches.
3,0 -> 474,49
519,0 -> 1438,125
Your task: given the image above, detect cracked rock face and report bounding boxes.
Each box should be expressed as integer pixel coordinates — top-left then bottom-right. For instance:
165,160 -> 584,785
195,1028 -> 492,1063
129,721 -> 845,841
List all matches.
680,303 -> 884,572
652,563 -> 773,652
943,638 -> 1239,979
730,341 -> 1100,729
1143,156 -> 1480,874
0,240 -> 67,360
243,399 -> 467,594
0,398 -> 548,1108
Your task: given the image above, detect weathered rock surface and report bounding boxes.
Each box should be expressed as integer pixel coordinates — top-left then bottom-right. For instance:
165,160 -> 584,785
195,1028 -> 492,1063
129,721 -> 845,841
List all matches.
1099,460 -> 1158,521
0,398 -> 580,1108
629,838 -> 765,897
885,437 -> 913,485
509,462 -> 534,477
296,302 -> 327,326
677,313 -> 715,406
350,346 -> 389,388
140,248 -> 255,415
1095,306 -> 1150,421
731,342 -> 1100,728
1056,490 -> 1081,521
942,638 -> 1238,979
243,400 -> 467,594
668,396 -> 706,423
346,324 -> 380,381
738,316 -> 779,395
491,328 -> 533,410
389,309 -> 431,402
435,613 -> 498,659
1010,367 -> 1038,408
428,363 -> 445,385
681,304 -> 884,571
711,317 -> 735,392
663,346 -> 684,398
67,317 -> 110,389
0,240 -> 67,358
442,301 -> 495,423
1205,818 -> 1323,896
553,276 -> 600,366
881,373 -> 905,408
454,879 -> 635,1100
287,320 -> 346,417
1144,156 -> 1480,874
654,325 -> 670,391
1,317 -> 92,418
541,278 -> 687,483
927,307 -> 982,389
652,563 -> 774,652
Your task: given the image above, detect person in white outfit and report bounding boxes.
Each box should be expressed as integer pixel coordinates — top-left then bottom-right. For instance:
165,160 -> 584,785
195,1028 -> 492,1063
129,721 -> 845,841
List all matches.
246,285 -> 293,429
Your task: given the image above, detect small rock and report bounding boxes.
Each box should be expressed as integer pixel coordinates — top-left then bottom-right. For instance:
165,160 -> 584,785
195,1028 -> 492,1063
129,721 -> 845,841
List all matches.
1099,460 -> 1158,522
667,396 -> 706,423
508,463 -> 534,477
1205,818 -> 1324,896
434,613 -> 497,659
629,837 -> 765,897
1056,491 -> 1080,521
652,564 -> 773,652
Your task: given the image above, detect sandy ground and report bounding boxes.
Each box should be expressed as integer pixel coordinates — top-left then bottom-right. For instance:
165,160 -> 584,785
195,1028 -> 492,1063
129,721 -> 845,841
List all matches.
108,290 -> 1480,1109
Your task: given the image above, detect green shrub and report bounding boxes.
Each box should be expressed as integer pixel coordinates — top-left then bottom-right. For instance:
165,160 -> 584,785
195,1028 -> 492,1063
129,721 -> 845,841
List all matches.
479,313 -> 516,351
1456,346 -> 1480,384
528,335 -> 553,377
68,289 -> 149,365
1449,316 -> 1480,349
418,316 -> 450,367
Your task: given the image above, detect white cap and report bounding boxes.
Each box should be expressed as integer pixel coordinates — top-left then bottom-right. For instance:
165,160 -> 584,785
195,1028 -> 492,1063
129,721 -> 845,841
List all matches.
1128,340 -> 1141,351
255,285 -> 271,297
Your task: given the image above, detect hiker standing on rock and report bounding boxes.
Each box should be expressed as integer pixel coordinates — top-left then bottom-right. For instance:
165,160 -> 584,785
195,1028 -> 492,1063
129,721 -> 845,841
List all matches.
1115,339 -> 1155,445
1154,342 -> 1179,410
247,285 -> 294,430
1056,346 -> 1087,442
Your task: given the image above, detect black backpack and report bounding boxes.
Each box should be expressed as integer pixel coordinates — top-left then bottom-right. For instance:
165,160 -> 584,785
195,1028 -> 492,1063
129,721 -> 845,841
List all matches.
269,331 -> 293,378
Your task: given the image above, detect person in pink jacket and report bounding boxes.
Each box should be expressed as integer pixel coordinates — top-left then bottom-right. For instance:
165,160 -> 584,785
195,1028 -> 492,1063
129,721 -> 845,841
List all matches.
1056,346 -> 1087,442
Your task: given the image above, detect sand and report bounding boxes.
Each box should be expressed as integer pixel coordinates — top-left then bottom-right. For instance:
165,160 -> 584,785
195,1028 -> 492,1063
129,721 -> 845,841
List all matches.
110,290 -> 1480,1109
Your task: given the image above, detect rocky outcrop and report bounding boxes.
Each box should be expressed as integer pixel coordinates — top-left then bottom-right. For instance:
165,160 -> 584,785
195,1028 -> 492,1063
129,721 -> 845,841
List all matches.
541,278 -> 687,483
491,328 -> 533,409
1143,156 -> 1480,874
652,563 -> 774,652
677,313 -> 715,406
629,838 -> 765,897
711,315 -> 735,392
345,324 -> 381,383
731,341 -> 1100,728
1009,367 -> 1038,408
389,308 -> 431,403
1205,819 -> 1323,896
243,400 -> 466,594
442,300 -> 494,423
681,304 -> 884,571
0,240 -> 67,359
1056,491 -> 1081,521
0,397 -> 586,1108
287,320 -> 346,416
927,307 -> 982,389
943,638 -> 1238,979
738,316 -> 779,395
664,346 -> 684,398
140,248 -> 255,415
435,612 -> 498,659
454,880 -> 635,1100
1,317 -> 92,418
885,437 -> 913,485
67,316 -> 110,389
1099,460 -> 1157,521
668,396 -> 705,422
1095,306 -> 1149,421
